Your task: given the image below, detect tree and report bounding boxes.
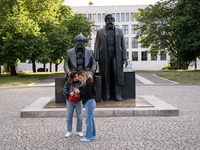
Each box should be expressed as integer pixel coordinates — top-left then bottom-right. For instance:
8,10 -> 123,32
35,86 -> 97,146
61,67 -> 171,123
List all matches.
170,0 -> 200,67
66,13 -> 94,48
0,0 -> 41,75
136,0 -> 186,69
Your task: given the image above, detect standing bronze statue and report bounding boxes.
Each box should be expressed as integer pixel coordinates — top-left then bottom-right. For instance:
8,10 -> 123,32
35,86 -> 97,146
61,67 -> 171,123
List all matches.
64,34 -> 96,77
94,14 -> 128,101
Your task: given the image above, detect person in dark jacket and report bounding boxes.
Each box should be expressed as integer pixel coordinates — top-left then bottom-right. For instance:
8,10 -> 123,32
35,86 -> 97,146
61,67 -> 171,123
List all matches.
63,71 -> 83,138
76,70 -> 96,142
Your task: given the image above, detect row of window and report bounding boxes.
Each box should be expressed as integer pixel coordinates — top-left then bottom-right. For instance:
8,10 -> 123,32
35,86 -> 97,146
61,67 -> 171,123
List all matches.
85,12 -> 138,23
94,25 -> 137,35
130,51 -> 167,61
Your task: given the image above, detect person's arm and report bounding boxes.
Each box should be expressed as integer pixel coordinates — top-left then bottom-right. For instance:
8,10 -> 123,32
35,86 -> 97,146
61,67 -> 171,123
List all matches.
80,81 -> 94,98
63,81 -> 71,98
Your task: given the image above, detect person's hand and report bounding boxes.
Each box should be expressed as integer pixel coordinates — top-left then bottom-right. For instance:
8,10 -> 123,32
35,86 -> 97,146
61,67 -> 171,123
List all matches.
123,60 -> 128,67
70,92 -> 74,96
74,89 -> 80,93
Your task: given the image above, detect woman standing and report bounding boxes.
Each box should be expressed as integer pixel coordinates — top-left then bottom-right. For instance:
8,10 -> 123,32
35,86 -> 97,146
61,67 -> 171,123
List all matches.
77,70 -> 96,142
63,71 -> 83,138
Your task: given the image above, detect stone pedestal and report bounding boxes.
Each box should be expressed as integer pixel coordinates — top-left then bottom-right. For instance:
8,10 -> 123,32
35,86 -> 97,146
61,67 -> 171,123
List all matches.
55,76 -> 102,103
55,72 -> 135,103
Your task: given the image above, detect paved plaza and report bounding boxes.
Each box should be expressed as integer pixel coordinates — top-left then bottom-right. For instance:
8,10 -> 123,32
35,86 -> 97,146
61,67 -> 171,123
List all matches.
0,73 -> 200,149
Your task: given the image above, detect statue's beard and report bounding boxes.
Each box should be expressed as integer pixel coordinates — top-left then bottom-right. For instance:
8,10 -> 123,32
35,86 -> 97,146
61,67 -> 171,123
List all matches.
76,44 -> 84,49
106,23 -> 114,29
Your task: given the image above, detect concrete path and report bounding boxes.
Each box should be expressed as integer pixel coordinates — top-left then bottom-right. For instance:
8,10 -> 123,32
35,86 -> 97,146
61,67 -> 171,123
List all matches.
0,72 -> 200,149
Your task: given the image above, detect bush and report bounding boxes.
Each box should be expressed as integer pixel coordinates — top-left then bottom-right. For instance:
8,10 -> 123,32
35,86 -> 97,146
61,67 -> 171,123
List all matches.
161,65 -> 177,70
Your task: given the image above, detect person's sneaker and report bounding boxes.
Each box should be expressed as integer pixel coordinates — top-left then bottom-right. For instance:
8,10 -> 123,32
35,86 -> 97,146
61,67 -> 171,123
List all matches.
80,137 -> 91,142
78,132 -> 83,137
65,132 -> 71,138
91,136 -> 96,140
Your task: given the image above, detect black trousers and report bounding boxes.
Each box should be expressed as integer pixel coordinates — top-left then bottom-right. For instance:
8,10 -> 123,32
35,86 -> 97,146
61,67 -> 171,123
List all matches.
103,51 -> 122,100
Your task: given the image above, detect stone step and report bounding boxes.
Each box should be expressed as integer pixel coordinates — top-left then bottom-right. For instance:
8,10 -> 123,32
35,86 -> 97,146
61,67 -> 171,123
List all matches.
20,95 -> 179,118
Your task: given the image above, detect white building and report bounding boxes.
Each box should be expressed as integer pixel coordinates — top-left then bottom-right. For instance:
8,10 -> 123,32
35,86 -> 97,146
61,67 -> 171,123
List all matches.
11,3 -> 199,72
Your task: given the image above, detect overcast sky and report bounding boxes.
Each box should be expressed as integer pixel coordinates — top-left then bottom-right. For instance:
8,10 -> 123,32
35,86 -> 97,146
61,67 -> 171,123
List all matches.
63,0 -> 161,6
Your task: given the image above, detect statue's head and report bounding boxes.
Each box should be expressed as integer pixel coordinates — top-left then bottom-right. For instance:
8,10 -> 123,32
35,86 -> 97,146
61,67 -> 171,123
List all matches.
105,14 -> 115,29
74,34 -> 86,49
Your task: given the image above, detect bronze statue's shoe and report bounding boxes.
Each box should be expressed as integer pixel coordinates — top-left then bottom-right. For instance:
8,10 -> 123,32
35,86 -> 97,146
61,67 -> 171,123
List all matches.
116,97 -> 122,101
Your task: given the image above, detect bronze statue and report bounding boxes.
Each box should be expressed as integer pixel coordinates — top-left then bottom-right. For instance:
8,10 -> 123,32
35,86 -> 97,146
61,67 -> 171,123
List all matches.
94,14 -> 128,101
64,34 -> 96,76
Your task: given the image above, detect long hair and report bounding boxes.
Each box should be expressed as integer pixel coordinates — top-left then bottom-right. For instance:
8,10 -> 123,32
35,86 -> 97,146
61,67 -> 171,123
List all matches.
78,70 -> 93,85
68,71 -> 78,83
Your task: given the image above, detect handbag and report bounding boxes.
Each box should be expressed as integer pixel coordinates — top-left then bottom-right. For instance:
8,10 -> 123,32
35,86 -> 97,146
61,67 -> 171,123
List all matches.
68,82 -> 81,103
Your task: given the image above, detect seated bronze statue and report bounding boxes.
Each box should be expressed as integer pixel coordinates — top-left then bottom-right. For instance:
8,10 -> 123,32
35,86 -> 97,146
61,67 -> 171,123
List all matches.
64,34 -> 96,77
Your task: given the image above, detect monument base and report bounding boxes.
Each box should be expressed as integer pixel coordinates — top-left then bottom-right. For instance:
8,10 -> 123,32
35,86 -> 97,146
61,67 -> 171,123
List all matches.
20,95 -> 179,118
55,72 -> 136,103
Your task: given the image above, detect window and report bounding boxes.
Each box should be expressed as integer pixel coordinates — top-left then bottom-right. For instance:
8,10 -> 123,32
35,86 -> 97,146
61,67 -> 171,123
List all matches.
122,25 -> 128,34
112,13 -> 115,18
116,13 -> 120,22
160,51 -> 166,60
125,37 -> 129,49
88,14 -> 92,22
102,13 -> 105,22
93,14 -> 96,22
151,51 -> 158,61
115,25 -> 119,28
88,41 -> 91,49
141,51 -> 148,61
121,13 -> 125,22
131,25 -> 137,34
126,13 -> 129,22
127,52 -> 129,59
141,42 -> 148,48
98,13 -> 101,22
84,14 -> 87,18
132,51 -> 138,61
135,13 -> 138,22
130,13 -> 134,22
132,37 -> 138,48
96,25 -> 101,30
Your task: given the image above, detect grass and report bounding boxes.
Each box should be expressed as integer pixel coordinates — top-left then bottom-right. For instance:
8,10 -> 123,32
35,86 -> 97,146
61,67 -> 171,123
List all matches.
0,72 -> 64,86
156,70 -> 200,84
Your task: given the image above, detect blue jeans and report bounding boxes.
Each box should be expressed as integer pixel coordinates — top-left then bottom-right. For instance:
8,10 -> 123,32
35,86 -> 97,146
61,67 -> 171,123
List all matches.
85,99 -> 96,139
67,100 -> 83,132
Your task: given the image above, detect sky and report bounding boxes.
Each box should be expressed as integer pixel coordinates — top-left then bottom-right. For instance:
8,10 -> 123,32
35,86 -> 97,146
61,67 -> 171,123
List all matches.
63,0 -> 161,6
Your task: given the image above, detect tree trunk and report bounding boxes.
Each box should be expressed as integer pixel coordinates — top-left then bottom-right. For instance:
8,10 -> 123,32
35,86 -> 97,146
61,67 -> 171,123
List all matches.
55,64 -> 58,72
177,50 -> 181,69
194,58 -> 197,71
7,64 -> 10,72
32,58 -> 36,73
43,64 -> 46,72
50,62 -> 53,72
0,65 -> 1,76
10,65 -> 17,76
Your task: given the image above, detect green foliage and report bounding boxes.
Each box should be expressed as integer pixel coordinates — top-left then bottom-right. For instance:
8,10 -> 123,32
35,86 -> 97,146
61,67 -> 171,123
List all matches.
171,0 -> 200,62
0,0 -> 93,75
136,0 -> 200,69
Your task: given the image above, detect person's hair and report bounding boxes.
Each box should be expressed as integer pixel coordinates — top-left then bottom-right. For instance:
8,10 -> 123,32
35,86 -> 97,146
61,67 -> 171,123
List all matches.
78,70 -> 93,85
74,33 -> 86,43
68,71 -> 78,83
105,14 -> 114,22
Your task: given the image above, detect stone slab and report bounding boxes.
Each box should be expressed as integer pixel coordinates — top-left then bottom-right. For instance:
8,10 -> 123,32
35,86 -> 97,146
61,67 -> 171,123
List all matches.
20,95 -> 179,118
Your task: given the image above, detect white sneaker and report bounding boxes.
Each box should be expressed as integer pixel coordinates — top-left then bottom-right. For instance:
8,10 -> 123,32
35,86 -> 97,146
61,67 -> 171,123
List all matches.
65,132 -> 71,138
78,132 -> 83,137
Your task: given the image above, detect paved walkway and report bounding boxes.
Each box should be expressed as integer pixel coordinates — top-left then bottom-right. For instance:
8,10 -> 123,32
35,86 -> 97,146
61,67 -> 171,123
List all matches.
0,72 -> 200,149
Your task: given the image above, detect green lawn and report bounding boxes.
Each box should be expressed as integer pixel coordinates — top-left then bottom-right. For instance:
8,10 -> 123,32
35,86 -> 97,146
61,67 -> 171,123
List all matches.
156,71 -> 200,84
0,72 -> 63,86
